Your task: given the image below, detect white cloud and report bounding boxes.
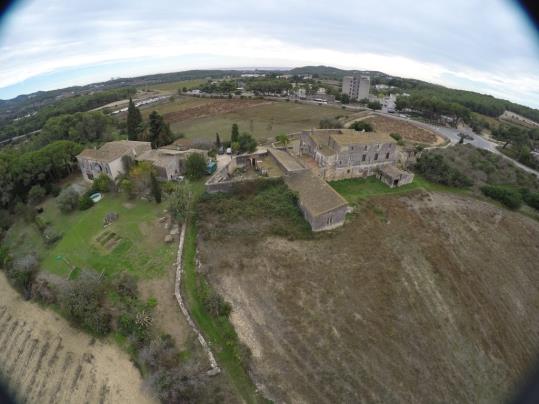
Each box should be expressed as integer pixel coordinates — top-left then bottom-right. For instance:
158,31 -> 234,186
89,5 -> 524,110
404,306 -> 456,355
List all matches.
1,0 -> 538,107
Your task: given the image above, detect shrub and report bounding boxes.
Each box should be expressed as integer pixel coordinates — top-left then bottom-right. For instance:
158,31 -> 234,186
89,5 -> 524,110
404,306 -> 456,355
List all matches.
119,178 -> 135,199
79,194 -> 94,210
523,190 -> 539,210
57,188 -> 80,213
93,173 -> 113,193
203,292 -> 232,318
59,269 -> 111,335
319,118 -> 343,129
43,226 -> 63,245
185,153 -> 207,180
415,153 -> 473,187
9,253 -> 40,298
350,121 -> 373,132
50,184 -> 62,197
480,185 -> 522,210
28,185 -> 46,205
15,201 -> 36,223
390,133 -> 402,142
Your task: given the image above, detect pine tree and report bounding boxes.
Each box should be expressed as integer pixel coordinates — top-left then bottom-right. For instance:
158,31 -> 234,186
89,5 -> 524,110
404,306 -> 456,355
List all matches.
215,133 -> 221,149
126,98 -> 142,140
148,111 -> 172,149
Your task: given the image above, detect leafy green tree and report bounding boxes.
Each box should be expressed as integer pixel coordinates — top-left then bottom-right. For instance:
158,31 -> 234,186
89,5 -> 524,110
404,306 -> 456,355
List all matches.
150,172 -> 162,203
276,134 -> 289,147
148,111 -> 173,149
231,123 -> 239,143
238,133 -> 257,153
185,153 -> 207,180
127,98 -> 143,140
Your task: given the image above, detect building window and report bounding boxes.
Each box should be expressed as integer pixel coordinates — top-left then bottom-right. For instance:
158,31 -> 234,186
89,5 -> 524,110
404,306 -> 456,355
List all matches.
375,153 -> 379,160
362,155 -> 366,161
386,152 -> 390,159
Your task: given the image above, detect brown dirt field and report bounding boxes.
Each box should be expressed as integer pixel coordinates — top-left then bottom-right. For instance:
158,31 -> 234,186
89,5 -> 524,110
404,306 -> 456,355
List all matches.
162,99 -> 272,124
139,264 -> 192,351
198,191 -> 539,403
361,115 -> 443,145
0,273 -> 156,404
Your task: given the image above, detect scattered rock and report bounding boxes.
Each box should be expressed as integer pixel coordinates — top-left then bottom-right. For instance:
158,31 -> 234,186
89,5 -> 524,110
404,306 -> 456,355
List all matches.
164,235 -> 173,243
158,216 -> 167,223
170,225 -> 180,235
103,212 -> 119,226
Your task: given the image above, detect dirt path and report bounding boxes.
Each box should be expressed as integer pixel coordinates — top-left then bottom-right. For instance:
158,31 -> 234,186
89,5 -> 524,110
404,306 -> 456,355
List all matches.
0,273 -> 156,404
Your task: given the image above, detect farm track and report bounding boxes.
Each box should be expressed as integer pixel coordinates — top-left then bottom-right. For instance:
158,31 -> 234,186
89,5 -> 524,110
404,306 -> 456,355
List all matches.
0,274 -> 156,404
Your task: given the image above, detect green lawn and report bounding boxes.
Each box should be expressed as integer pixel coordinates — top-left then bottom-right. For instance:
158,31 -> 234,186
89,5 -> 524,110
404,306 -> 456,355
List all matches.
330,174 -> 467,204
17,194 -> 175,279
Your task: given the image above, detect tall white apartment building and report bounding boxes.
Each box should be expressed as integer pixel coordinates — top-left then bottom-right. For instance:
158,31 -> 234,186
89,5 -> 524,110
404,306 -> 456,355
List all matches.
342,75 -> 370,101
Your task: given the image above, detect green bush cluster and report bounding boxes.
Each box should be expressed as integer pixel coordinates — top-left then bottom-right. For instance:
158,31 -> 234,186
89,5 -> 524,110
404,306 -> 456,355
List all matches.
480,186 -> 522,210
415,153 -> 473,188
350,121 -> 373,132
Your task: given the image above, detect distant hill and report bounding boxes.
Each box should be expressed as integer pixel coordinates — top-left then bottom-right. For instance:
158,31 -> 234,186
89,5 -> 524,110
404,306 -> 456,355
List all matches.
1,65 -> 539,142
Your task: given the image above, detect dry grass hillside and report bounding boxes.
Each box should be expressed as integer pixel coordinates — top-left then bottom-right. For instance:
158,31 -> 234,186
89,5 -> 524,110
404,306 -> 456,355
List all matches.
0,273 -> 156,404
197,190 -> 539,403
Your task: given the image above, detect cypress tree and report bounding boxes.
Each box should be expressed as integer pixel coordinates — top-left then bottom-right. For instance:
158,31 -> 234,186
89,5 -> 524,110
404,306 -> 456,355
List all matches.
126,98 -> 142,140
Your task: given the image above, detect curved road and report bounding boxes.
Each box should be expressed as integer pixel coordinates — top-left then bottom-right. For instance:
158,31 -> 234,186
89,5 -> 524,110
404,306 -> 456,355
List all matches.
375,112 -> 539,177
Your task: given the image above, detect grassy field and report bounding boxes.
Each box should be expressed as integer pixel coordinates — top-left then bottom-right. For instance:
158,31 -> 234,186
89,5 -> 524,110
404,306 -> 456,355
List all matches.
143,79 -> 207,92
330,174 -> 466,204
4,193 -> 175,279
197,189 -> 539,403
146,97 -> 344,142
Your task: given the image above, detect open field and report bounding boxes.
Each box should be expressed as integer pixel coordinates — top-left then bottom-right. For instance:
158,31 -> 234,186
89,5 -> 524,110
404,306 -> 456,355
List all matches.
145,97 -> 346,142
197,188 -> 539,403
0,272 -> 156,404
143,79 -> 207,92
359,114 -> 444,145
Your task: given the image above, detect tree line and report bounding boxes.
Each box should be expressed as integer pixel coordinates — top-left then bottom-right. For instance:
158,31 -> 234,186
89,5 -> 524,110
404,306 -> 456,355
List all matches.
0,87 -> 135,142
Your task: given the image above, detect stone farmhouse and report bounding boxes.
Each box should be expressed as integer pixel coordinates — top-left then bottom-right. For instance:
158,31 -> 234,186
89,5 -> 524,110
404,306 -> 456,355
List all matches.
77,140 -> 151,181
300,129 -> 403,180
136,148 -> 208,181
205,128 -> 414,232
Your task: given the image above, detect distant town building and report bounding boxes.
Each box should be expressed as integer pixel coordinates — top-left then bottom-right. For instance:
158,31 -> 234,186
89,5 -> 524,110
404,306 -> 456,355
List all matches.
77,140 -> 151,181
342,75 -> 370,101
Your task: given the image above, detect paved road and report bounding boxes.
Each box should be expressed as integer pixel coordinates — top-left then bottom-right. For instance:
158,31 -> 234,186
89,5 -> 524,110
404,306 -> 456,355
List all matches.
376,112 -> 539,177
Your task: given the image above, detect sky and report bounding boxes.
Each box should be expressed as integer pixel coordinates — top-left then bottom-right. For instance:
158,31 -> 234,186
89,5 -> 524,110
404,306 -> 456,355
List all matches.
1,0 -> 539,108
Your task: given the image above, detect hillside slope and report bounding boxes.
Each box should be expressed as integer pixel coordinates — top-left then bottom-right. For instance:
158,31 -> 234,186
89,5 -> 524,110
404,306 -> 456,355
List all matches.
198,191 -> 539,403
0,273 -> 155,404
